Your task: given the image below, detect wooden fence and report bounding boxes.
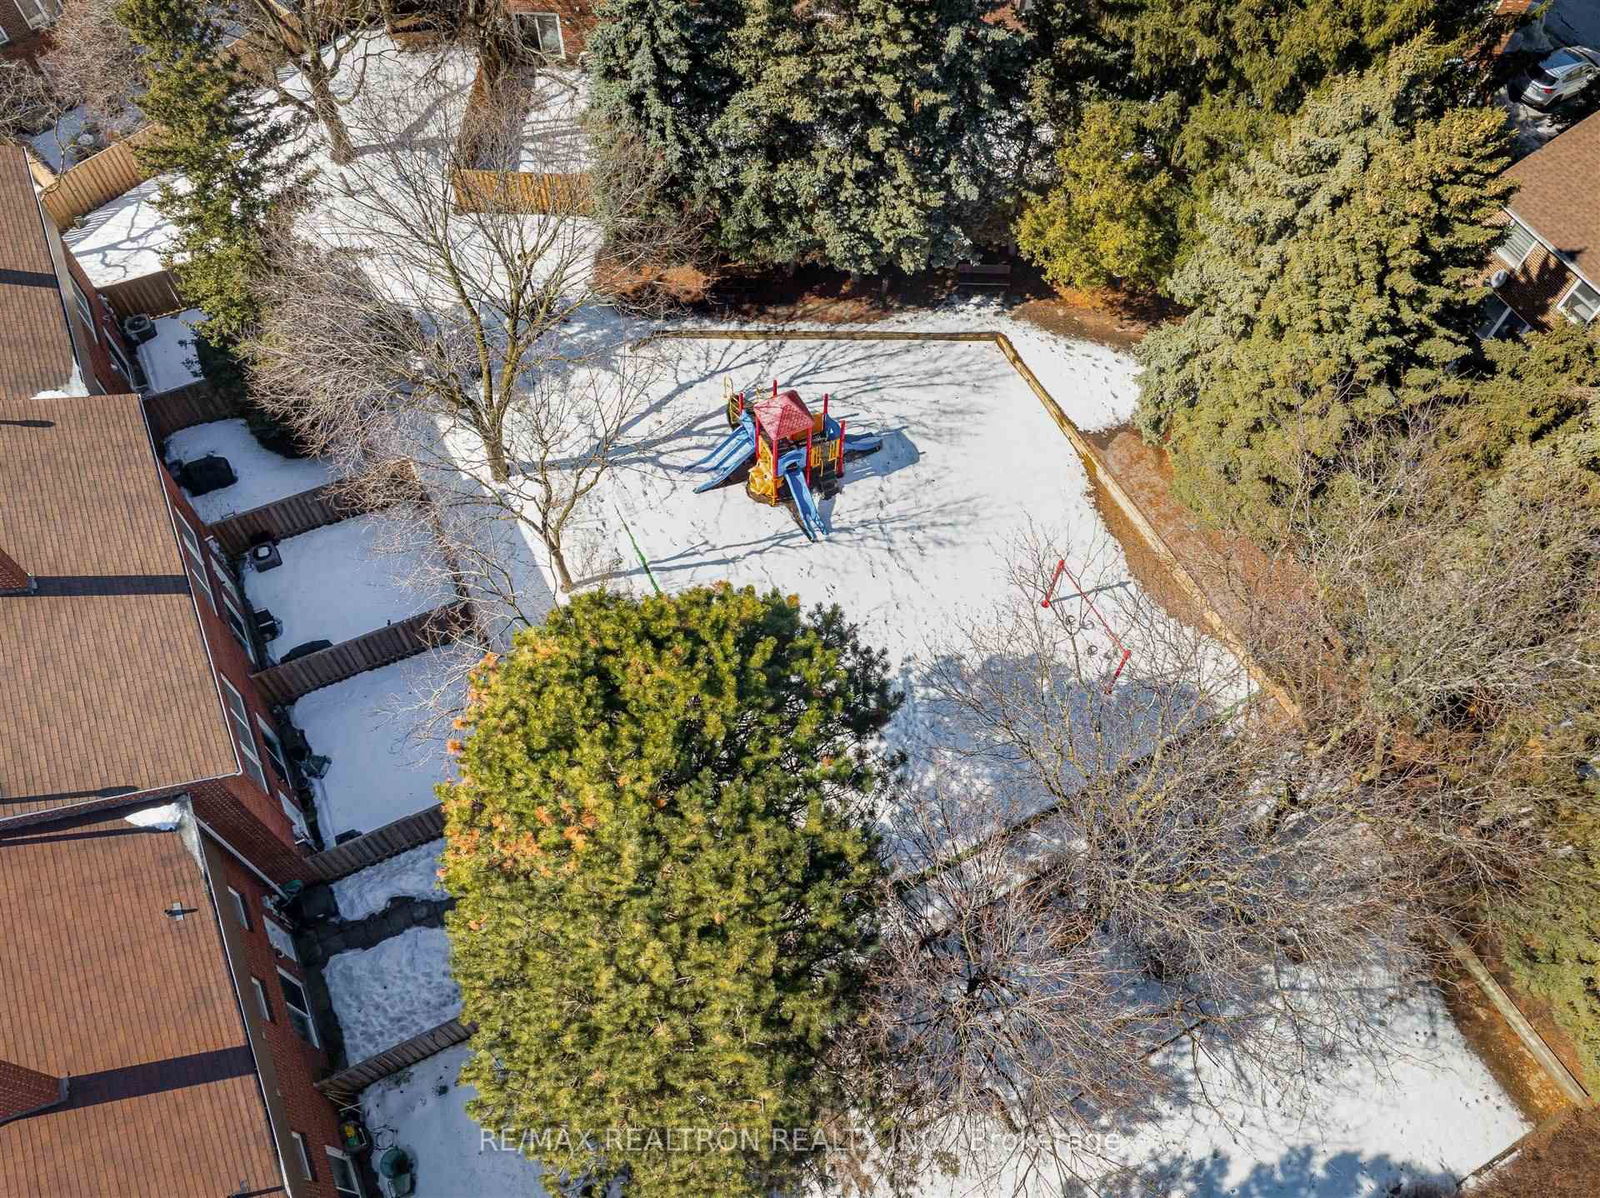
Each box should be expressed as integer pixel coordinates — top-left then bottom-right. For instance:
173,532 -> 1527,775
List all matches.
144,380 -> 239,440
251,600 -> 475,705
39,125 -> 163,232
451,169 -> 591,215
317,1017 -> 472,1104
304,803 -> 446,884
100,270 -> 185,321
206,479 -> 362,555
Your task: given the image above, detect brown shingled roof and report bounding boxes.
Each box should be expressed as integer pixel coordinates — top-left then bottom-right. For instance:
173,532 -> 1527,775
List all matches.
0,144 -> 78,398
0,392 -> 240,817
0,807 -> 285,1197
1505,109 -> 1600,284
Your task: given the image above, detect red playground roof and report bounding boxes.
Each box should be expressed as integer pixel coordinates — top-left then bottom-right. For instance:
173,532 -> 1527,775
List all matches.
752,389 -> 813,443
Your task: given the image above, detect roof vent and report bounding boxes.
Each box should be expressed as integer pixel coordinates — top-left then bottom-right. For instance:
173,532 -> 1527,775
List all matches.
1490,269 -> 1510,290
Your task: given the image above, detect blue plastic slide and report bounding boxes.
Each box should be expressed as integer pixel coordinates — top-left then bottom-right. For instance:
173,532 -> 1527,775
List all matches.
777,449 -> 828,541
690,412 -> 757,493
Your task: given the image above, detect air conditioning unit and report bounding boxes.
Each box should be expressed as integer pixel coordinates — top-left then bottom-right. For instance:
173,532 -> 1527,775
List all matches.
252,608 -> 283,641
248,540 -> 282,572
1490,269 -> 1510,290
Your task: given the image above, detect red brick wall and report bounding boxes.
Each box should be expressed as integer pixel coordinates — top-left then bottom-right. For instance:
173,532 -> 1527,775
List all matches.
0,0 -> 34,47
210,845 -> 348,1198
163,480 -> 319,878
62,248 -> 138,394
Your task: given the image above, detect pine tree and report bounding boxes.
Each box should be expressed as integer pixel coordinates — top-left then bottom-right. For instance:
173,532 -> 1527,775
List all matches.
1133,41 -> 1512,537
714,0 -> 1023,275
1021,0 -> 1490,291
1016,100 -> 1180,294
442,585 -> 898,1198
115,0 -> 305,341
587,0 -> 745,214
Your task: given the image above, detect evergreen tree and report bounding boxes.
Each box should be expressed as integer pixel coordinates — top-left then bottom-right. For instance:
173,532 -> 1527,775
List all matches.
1016,100 -> 1179,293
714,0 -> 1023,274
586,0 -> 745,214
442,585 -> 898,1198
116,0 -> 305,341
1022,0 -> 1489,290
1134,41 -> 1512,536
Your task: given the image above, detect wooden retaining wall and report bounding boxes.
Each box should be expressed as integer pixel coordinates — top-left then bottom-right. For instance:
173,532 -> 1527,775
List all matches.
144,379 -> 239,441
100,270 -> 185,321
317,1017 -> 472,1104
305,803 -> 447,884
252,601 -> 474,706
39,125 -> 162,232
205,480 -> 361,554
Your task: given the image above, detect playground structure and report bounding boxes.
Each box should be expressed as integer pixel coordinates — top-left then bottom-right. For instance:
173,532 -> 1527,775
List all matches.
686,379 -> 881,541
1041,556 -> 1133,693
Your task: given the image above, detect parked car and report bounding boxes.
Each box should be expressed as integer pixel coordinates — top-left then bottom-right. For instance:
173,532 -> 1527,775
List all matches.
1513,46 -> 1600,109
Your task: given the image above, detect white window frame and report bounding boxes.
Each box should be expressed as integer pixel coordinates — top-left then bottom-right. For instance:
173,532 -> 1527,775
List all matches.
278,790 -> 310,841
1477,296 -> 1513,340
208,543 -> 257,662
22,0 -> 61,32
105,334 -> 134,383
289,1131 -> 314,1181
1495,217 -> 1538,269
250,976 -> 273,1022
326,1147 -> 364,1197
69,280 -> 97,341
277,969 -> 319,1047
175,517 -> 216,613
218,675 -> 270,792
257,714 -> 290,782
227,886 -> 252,929
1556,277 -> 1600,325
264,915 -> 300,963
519,11 -> 564,56
0,25 -> 10,45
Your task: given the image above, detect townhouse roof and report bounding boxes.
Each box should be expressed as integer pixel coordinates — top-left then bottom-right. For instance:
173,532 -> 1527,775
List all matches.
0,805 -> 284,1196
0,146 -> 240,820
1505,109 -> 1600,285
0,144 -> 79,397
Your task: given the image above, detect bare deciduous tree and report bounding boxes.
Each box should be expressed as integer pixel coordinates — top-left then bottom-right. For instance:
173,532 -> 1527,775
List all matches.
246,64 -> 696,607
222,0 -> 377,163
836,535 -> 1450,1194
35,0 -> 144,148
0,60 -> 61,145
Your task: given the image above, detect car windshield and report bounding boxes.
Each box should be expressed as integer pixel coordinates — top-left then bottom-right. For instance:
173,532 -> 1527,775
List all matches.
1544,50 -> 1583,73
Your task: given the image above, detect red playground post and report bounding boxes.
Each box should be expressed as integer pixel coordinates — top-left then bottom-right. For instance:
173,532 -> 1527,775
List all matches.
1041,557 -> 1132,693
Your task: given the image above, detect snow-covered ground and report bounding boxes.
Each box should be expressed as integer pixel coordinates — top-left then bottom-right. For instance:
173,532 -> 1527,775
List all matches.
162,418 -> 335,522
62,175 -> 176,287
360,1044 -> 549,1197
332,839 -> 447,922
606,331 -> 1134,675
28,105 -> 94,173
244,512 -> 454,651
135,308 -> 206,394
324,926 -> 459,1062
292,648 -> 464,841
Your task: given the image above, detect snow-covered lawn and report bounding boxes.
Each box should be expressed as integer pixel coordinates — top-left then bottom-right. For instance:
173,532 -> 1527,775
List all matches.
332,839 -> 447,922
292,648 -> 464,841
244,512 -> 454,652
608,330 -> 1135,681
361,1044 -> 549,1197
135,308 -> 206,394
162,418 -> 335,522
62,175 -> 175,287
324,926 -> 459,1062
